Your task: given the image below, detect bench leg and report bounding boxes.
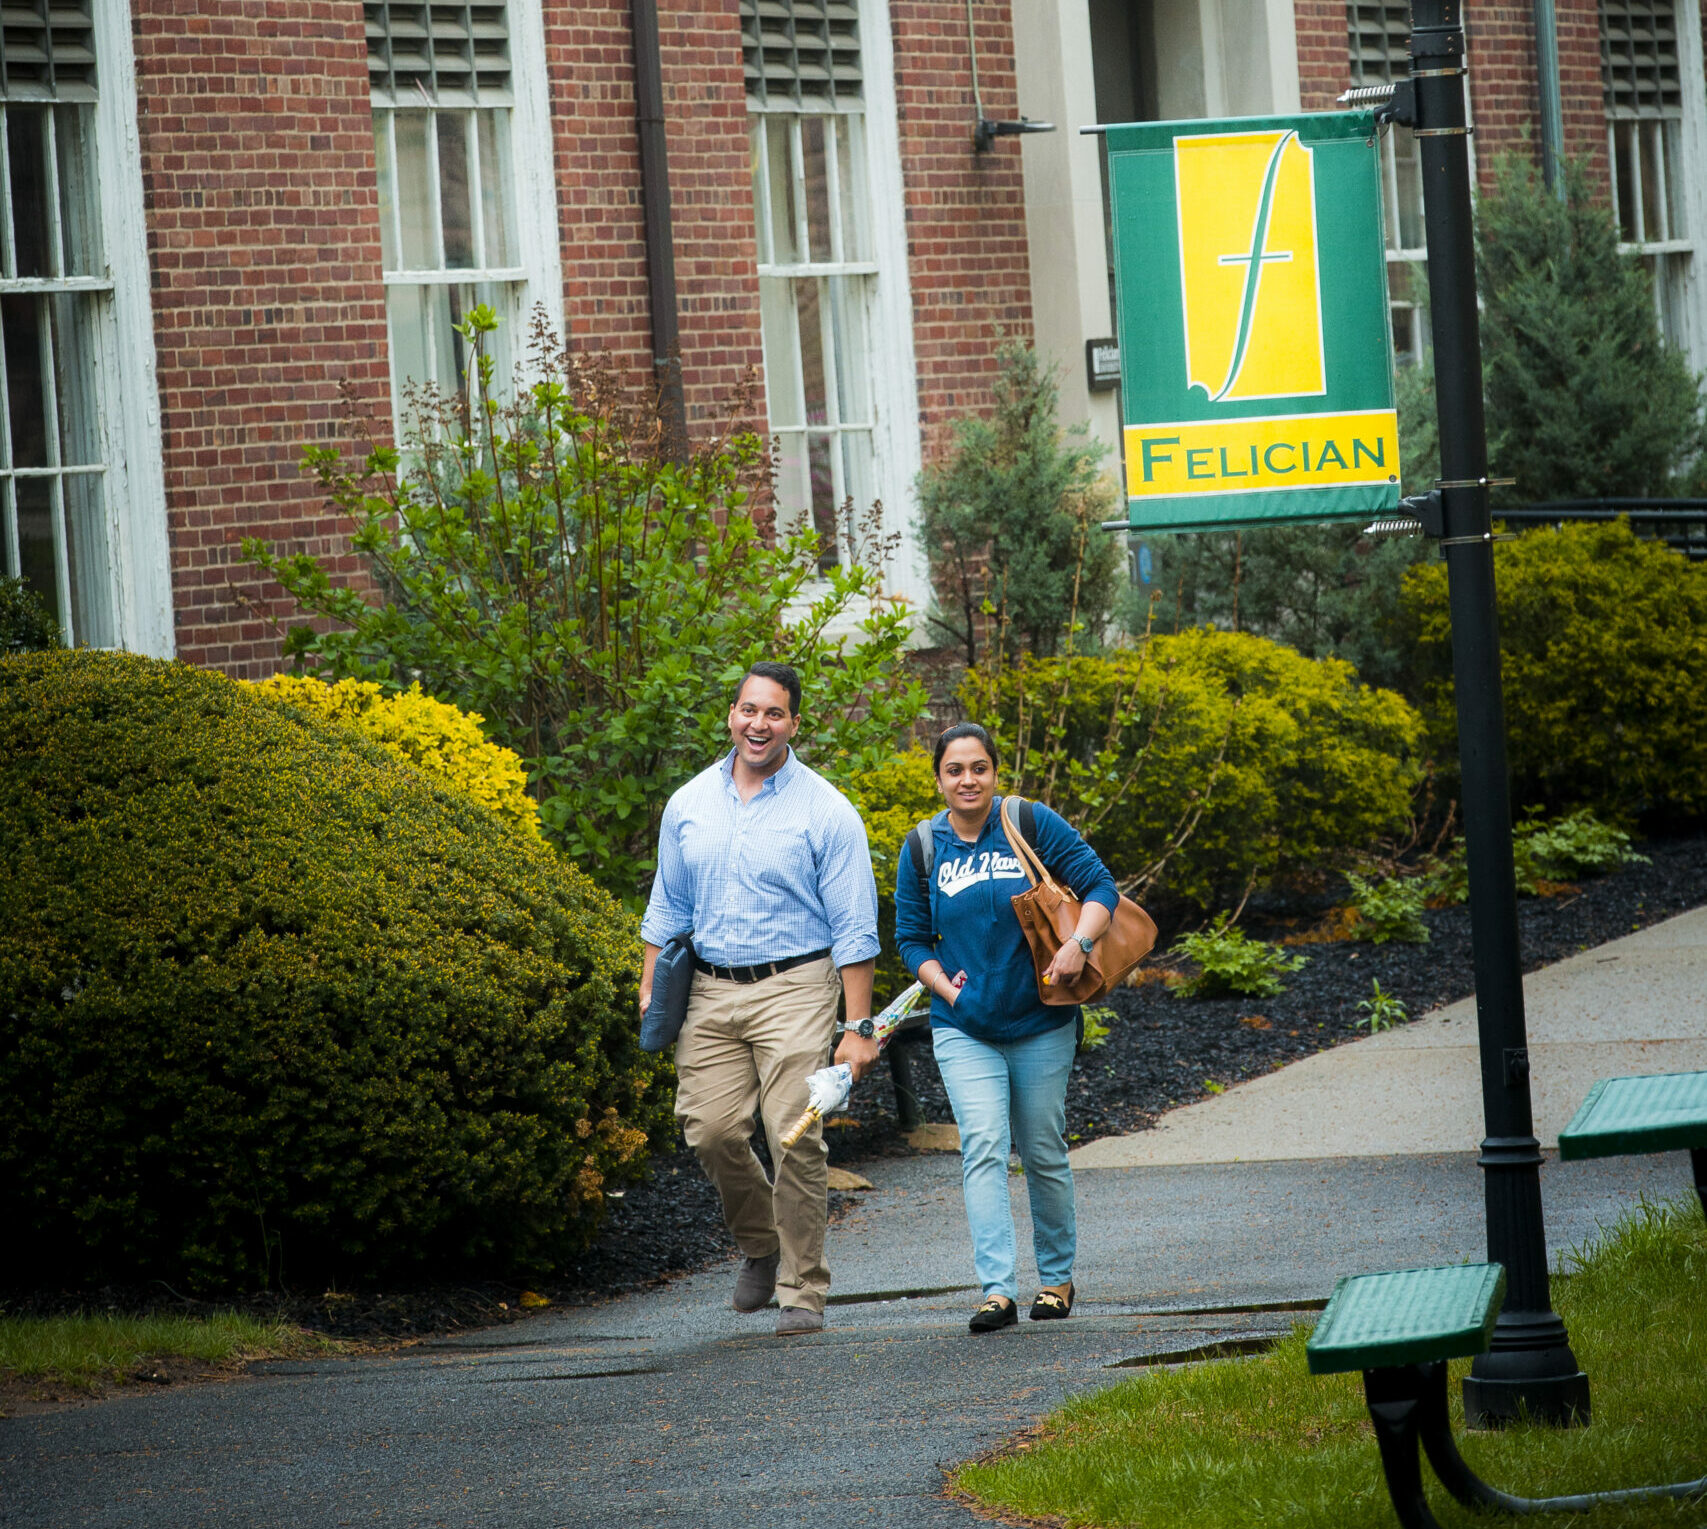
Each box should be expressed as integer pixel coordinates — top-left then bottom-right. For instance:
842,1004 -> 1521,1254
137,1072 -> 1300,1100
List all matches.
1363,1366 -> 1452,1529
1692,1148 -> 1707,1223
1409,1357 -> 1707,1518
887,1032 -> 925,1132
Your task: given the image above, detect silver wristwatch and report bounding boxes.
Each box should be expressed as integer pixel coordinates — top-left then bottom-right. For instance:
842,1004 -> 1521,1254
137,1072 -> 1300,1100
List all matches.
1075,935 -> 1095,954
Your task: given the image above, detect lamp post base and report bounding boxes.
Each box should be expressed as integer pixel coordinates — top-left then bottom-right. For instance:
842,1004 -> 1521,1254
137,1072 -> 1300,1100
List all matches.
1463,1330 -> 1591,1428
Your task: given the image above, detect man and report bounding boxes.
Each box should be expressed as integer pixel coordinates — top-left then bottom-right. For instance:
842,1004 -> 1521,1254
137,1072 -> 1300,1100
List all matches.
640,662 -> 880,1334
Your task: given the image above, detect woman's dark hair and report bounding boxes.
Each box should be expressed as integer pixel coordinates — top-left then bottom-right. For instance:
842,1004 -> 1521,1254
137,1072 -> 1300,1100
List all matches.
735,660 -> 801,716
932,722 -> 999,774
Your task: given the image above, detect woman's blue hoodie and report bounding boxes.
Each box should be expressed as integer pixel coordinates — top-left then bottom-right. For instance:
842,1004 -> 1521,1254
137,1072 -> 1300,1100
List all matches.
894,796 -> 1119,1043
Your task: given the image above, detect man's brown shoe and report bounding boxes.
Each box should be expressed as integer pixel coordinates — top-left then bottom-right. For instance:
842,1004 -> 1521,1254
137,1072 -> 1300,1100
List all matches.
776,1307 -> 824,1335
732,1251 -> 780,1312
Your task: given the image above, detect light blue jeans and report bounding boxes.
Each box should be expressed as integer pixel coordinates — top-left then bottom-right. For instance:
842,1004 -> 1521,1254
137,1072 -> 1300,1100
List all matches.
931,1020 -> 1077,1302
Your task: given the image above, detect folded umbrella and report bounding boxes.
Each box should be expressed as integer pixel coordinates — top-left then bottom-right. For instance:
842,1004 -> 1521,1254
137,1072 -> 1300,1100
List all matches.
779,982 -> 926,1149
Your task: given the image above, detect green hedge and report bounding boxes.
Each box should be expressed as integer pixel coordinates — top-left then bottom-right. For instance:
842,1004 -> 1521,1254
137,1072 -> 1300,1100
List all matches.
961,630 -> 1425,910
1398,520 -> 1707,818
0,651 -> 671,1290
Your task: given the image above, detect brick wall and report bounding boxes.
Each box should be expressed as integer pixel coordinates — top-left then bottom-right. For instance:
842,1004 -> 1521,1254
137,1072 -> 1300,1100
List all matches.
137,0 -> 1038,677
544,1 -> 764,430
134,1 -> 389,677
1552,0 -> 1611,188
1296,0 -> 1348,111
891,0 -> 1033,450
1294,0 -> 1611,193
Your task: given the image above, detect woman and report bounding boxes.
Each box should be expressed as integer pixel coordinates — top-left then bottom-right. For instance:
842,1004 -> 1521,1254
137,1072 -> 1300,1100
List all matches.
894,723 -> 1119,1333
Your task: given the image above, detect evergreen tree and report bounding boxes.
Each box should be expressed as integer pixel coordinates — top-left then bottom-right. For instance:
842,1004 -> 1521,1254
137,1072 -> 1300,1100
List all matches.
1476,156 -> 1705,500
917,341 -> 1122,665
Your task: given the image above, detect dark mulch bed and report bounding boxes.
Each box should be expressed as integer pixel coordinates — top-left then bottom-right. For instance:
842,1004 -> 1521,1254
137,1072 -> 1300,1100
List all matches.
11,834 -> 1702,1343
820,831 -> 1707,1152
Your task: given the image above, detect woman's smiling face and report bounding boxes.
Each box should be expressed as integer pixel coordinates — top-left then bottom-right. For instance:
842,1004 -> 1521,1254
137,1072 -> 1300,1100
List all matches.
937,736 -> 996,818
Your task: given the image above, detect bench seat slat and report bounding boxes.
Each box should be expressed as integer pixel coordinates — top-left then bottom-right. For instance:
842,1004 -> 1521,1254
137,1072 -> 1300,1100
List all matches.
1306,1263 -> 1506,1375
1558,1072 -> 1707,1161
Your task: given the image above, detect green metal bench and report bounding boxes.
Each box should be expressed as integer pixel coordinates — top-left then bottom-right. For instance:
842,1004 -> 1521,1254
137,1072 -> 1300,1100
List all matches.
1308,1262 -> 1706,1528
1558,1070 -> 1707,1217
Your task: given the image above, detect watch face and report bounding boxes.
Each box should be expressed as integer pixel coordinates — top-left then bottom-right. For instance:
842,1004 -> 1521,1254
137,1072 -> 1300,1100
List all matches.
1077,936 -> 1095,954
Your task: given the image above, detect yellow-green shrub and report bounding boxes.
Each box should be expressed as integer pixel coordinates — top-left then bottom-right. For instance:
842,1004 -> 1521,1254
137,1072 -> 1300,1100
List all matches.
1398,520 -> 1707,817
253,673 -> 541,841
0,651 -> 670,1290
965,629 -> 1426,910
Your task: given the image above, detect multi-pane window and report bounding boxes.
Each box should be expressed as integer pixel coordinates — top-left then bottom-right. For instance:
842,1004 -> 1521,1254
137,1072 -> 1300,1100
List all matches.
0,6 -> 113,648
1601,0 -> 1693,342
744,0 -> 877,573
367,3 -> 523,404
1348,0 -> 1430,363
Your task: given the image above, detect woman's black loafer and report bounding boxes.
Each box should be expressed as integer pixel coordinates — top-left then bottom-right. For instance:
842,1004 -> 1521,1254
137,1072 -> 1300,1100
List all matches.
1029,1282 -> 1075,1321
968,1296 -> 1018,1334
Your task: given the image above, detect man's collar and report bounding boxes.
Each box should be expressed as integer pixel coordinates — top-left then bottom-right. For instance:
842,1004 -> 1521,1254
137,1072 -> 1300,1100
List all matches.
720,745 -> 797,792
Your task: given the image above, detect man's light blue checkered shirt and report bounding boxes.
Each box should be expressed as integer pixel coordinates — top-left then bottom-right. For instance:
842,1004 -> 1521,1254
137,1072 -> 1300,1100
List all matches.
641,749 -> 879,970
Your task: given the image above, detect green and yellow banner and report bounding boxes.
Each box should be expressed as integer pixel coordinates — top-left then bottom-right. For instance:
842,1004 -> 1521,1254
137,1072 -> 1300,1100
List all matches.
1106,112 -> 1401,530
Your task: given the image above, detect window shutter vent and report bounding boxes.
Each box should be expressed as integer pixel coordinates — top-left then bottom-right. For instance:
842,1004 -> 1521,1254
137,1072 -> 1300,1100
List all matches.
742,0 -> 863,107
1345,0 -> 1410,85
367,2 -> 511,108
1599,0 -> 1681,116
0,2 -> 97,102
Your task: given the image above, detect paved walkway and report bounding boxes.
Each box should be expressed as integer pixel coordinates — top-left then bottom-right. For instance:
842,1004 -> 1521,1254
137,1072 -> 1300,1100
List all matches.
6,909 -> 1703,1528
1074,906 -> 1707,1166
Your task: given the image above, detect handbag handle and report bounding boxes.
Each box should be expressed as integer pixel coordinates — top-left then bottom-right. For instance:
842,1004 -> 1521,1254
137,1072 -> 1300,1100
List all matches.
999,797 -> 1064,895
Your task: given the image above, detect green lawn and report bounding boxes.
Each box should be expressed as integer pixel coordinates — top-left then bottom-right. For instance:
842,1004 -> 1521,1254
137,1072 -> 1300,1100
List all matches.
955,1197 -> 1707,1528
0,1311 -> 338,1393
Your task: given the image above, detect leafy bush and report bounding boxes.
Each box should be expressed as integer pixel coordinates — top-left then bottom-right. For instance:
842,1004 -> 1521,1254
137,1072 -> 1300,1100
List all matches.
253,674 -> 542,842
1174,916 -> 1307,999
1398,520 -> 1707,818
0,575 -> 61,653
1345,873 -> 1429,945
1117,523 -> 1429,694
1417,809 -> 1646,906
1079,1006 -> 1116,1050
1356,979 -> 1408,1032
1522,809 -> 1647,879
1477,158 -> 1706,501
0,650 -> 671,1291
246,309 -> 924,908
917,339 -> 1122,665
965,629 -> 1426,911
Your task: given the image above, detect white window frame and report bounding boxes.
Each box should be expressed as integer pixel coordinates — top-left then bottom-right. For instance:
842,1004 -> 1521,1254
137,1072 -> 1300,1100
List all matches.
747,0 -> 925,611
0,8 -> 169,656
1605,0 -> 1707,373
370,0 -> 563,429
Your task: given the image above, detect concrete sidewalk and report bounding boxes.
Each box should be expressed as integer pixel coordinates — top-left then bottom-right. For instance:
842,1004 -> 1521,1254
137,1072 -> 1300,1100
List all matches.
1072,905 -> 1707,1168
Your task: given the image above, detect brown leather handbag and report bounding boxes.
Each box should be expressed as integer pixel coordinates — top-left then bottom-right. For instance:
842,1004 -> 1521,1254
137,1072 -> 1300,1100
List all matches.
999,796 -> 1158,1006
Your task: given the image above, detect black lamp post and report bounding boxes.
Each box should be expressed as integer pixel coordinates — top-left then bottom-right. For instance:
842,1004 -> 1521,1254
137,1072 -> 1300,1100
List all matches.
1405,0 -> 1591,1426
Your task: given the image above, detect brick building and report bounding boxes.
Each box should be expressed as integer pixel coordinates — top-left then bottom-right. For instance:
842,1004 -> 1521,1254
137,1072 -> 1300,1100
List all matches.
5,0 -> 1705,671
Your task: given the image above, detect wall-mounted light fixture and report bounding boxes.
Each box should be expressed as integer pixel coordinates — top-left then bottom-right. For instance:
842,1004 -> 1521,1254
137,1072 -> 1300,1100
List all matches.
964,0 -> 1055,153
973,115 -> 1056,153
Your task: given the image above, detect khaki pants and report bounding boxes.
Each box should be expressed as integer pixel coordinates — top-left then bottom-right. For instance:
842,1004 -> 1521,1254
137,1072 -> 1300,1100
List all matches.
674,956 -> 841,1313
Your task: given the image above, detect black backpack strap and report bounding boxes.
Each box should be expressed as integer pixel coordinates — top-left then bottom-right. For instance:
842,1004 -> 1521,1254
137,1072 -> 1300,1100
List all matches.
908,814 -> 943,941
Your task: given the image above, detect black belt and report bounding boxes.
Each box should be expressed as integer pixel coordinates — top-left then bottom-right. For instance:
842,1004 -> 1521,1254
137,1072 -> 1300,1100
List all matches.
692,948 -> 832,984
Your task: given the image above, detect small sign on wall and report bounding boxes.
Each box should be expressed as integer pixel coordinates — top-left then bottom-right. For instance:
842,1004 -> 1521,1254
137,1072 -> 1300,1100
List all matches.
1102,111 -> 1401,531
1085,337 -> 1121,392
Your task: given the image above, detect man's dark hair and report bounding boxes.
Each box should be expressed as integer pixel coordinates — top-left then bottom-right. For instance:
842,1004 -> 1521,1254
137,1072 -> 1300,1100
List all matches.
932,721 -> 998,774
734,661 -> 801,716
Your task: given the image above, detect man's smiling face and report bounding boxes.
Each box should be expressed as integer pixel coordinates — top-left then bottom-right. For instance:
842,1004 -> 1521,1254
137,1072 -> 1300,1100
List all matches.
727,675 -> 800,775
